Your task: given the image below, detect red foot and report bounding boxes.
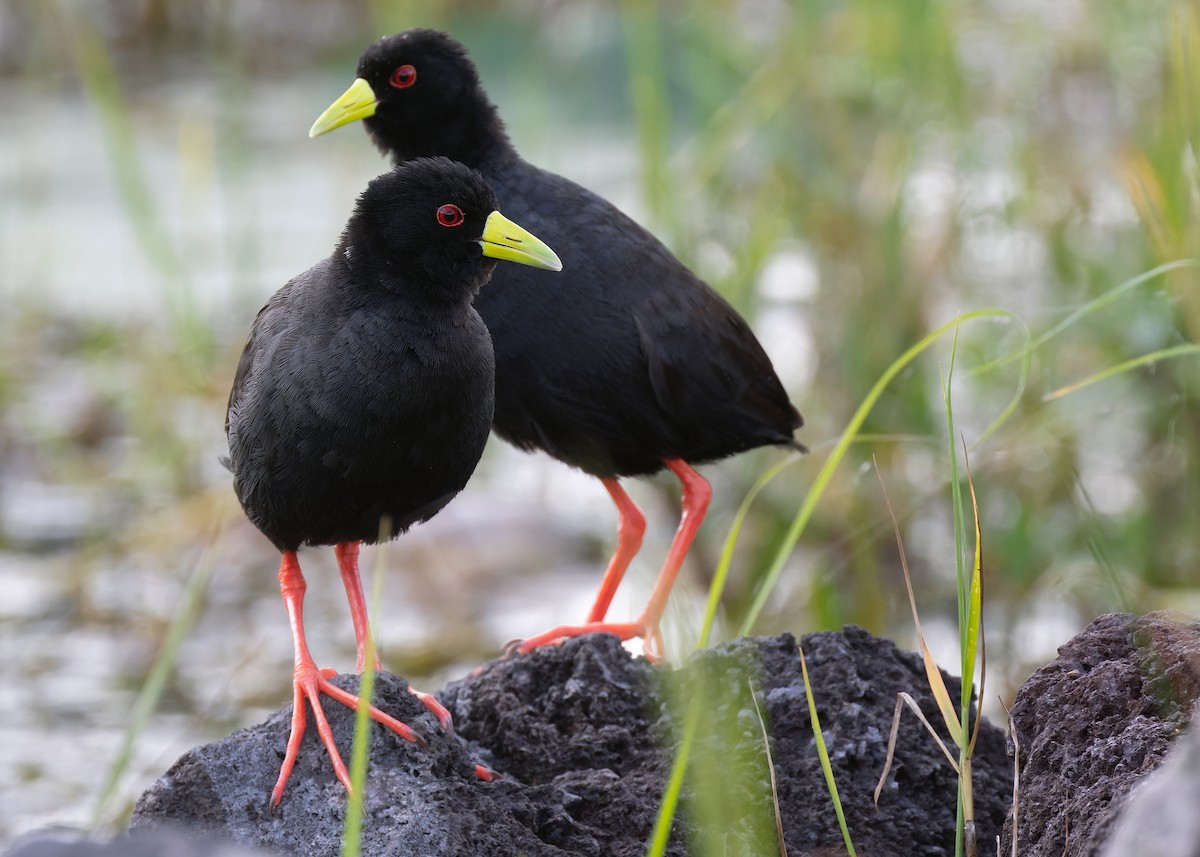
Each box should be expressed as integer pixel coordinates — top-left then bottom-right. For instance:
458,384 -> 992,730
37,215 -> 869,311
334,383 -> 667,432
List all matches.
475,763 -> 500,782
516,459 -> 707,664
272,551 -> 427,807
270,660 -> 425,808
516,621 -> 665,663
410,688 -> 454,732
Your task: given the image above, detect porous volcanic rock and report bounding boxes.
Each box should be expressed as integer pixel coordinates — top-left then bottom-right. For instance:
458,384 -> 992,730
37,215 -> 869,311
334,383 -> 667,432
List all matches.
1001,611 -> 1200,856
133,629 -> 1013,856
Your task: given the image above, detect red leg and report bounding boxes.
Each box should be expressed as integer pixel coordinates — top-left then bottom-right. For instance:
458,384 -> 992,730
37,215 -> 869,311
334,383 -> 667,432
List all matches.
634,459 -> 710,658
334,541 -> 454,731
270,551 -> 424,808
586,478 -> 647,623
335,542 -> 375,673
518,459 -> 711,662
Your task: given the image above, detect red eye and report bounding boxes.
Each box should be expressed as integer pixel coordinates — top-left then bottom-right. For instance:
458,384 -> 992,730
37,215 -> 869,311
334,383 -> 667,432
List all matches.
436,204 -> 464,227
389,64 -> 417,89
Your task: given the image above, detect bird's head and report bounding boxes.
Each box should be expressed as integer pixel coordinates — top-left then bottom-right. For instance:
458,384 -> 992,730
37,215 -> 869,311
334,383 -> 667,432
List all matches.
310,29 -> 504,164
346,157 -> 561,302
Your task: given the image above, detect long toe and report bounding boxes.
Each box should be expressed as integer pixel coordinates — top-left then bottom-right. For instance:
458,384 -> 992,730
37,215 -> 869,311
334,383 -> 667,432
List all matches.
516,621 -> 649,655
271,663 -> 354,806
319,673 -> 428,749
410,689 -> 454,732
270,663 -> 428,806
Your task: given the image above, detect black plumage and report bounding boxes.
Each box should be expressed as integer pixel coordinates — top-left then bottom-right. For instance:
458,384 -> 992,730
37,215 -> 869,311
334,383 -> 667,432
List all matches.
310,30 -> 804,659
225,155 -> 560,805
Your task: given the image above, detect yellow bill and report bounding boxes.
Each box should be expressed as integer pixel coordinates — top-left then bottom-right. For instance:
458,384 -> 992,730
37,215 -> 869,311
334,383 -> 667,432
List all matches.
479,211 -> 562,271
309,78 -> 378,138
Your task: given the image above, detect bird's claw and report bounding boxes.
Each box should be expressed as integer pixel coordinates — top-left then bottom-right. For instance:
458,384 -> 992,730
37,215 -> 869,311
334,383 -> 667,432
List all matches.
475,763 -> 501,782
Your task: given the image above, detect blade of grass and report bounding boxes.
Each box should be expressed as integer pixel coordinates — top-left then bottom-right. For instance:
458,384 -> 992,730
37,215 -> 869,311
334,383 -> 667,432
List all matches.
90,519 -> 223,829
1065,463 -> 1136,612
939,331 -> 970,857
1005,703 -> 1020,857
1042,343 -> 1200,401
958,437 -> 983,854
798,644 -> 857,856
874,460 -> 961,744
342,522 -> 391,857
961,438 -> 985,761
874,691 -> 963,804
748,678 -> 789,857
698,454 -> 802,649
50,1 -> 212,372
644,695 -> 700,857
739,308 -> 1023,635
967,259 -> 1200,380
620,0 -> 681,248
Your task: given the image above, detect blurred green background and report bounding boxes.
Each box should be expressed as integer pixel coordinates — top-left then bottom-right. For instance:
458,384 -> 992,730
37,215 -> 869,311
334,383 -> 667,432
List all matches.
1,0 -> 1197,840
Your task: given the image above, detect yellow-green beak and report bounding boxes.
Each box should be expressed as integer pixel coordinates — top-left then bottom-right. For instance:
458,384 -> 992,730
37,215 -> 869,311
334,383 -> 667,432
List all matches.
309,78 -> 378,138
479,211 -> 562,272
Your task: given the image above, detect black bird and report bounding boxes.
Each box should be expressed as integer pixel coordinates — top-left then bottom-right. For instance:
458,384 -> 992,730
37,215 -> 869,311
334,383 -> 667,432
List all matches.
310,30 -> 804,660
225,156 -> 561,805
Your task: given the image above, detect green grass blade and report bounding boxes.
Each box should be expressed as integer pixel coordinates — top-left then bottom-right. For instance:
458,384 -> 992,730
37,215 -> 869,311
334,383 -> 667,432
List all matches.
739,308 -> 1021,635
973,314 -> 1032,448
959,439 -> 983,841
941,325 -> 967,629
644,695 -> 699,857
52,1 -> 211,371
342,529 -> 390,857
90,523 -> 222,829
962,443 -> 984,757
698,454 -> 802,649
968,259 -> 1200,379
341,638 -> 376,857
939,329 -> 969,857
1042,344 -> 1200,401
798,644 -> 857,857
619,0 -> 680,247
747,679 -> 789,857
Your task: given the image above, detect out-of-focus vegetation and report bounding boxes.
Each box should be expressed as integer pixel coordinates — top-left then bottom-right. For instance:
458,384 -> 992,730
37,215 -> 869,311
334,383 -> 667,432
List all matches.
1,0 -> 1197,838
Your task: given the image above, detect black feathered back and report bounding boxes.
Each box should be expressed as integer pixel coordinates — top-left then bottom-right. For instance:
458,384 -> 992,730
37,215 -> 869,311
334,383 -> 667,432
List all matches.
351,31 -> 804,477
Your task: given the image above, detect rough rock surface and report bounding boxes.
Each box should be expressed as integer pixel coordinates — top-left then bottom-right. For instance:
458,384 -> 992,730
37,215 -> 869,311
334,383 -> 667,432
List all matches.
1001,611 -> 1200,856
1100,711 -> 1200,857
132,629 -> 1013,856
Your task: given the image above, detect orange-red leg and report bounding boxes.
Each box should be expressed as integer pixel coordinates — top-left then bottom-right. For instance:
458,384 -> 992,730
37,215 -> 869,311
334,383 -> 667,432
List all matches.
586,478 -> 647,623
335,542 -> 375,673
518,459 -> 711,661
334,540 -> 454,732
271,551 -> 424,808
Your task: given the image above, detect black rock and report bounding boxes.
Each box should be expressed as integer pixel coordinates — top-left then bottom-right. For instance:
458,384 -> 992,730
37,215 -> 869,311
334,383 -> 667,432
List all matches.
133,630 -> 1013,856
1001,611 -> 1200,856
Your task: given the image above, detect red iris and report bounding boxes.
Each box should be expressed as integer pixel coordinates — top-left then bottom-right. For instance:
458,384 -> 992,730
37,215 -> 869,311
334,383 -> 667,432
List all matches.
389,64 -> 417,89
437,204 -> 464,227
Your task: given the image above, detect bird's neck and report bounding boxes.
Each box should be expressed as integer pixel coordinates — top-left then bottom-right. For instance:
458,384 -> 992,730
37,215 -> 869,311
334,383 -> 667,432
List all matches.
378,97 -> 516,168
337,238 -> 487,312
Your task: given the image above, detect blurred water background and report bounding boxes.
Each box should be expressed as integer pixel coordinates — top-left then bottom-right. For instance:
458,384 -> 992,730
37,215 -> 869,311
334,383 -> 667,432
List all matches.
1,0 -> 1198,842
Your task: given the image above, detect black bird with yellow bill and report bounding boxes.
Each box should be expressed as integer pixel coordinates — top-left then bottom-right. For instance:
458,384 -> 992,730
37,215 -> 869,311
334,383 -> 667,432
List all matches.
310,30 -> 805,660
225,156 -> 561,805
